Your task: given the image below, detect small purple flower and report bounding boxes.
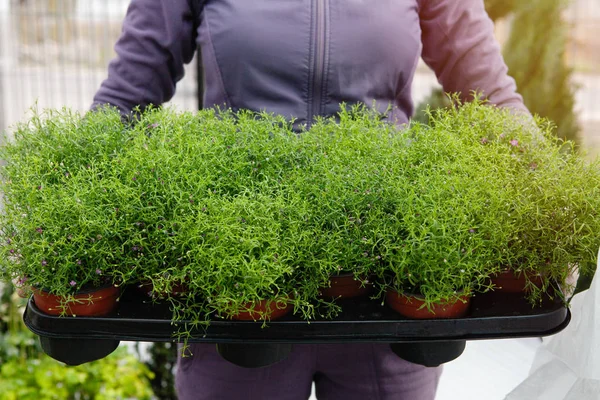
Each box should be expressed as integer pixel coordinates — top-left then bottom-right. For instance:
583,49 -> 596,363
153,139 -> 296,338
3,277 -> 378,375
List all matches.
69,280 -> 77,287
9,249 -> 15,254
469,228 -> 476,234
510,139 -> 519,147
37,185 -> 42,190
76,259 -> 82,265
36,227 -> 43,234
480,138 -> 488,145
41,259 -> 48,266
95,269 -> 102,275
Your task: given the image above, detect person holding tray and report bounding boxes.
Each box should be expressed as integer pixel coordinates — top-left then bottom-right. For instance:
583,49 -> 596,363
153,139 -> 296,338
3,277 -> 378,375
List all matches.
91,1 -> 529,399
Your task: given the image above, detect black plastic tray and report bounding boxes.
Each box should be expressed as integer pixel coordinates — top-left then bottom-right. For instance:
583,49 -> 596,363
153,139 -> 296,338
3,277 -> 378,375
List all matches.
24,286 -> 570,343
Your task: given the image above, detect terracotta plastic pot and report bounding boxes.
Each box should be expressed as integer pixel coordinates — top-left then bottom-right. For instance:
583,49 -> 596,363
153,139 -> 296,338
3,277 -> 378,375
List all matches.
33,285 -> 120,316
385,290 -> 471,319
320,272 -> 373,299
490,269 -> 544,293
230,297 -> 293,321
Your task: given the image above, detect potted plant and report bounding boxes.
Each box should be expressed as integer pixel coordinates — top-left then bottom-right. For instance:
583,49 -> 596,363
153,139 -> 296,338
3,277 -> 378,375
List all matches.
439,103 -> 600,302
366,98 -> 600,366
396,98 -> 600,305
495,134 -> 600,301
284,108 -> 402,302
0,108 -> 137,317
0,109 -> 144,362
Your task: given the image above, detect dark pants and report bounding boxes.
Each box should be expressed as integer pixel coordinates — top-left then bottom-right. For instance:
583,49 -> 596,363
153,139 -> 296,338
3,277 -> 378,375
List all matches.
175,343 -> 442,400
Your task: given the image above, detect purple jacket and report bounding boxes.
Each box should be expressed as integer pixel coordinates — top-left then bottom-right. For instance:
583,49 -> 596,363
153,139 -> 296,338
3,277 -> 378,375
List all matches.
92,0 -> 527,127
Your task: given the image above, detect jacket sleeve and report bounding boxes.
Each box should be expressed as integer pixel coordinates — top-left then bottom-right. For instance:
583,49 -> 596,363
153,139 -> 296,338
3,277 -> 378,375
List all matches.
91,0 -> 197,115
418,0 -> 529,114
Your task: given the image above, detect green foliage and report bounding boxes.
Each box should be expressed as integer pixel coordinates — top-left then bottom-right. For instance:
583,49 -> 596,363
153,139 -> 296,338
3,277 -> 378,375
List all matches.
409,89 -> 453,126
0,108 -> 131,296
0,346 -> 154,400
1,102 -> 598,329
0,285 -> 42,365
142,342 -> 177,400
407,100 -> 600,303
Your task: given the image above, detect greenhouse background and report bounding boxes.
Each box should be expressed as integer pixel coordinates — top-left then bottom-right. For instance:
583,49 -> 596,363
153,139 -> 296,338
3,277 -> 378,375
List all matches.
0,0 -> 599,399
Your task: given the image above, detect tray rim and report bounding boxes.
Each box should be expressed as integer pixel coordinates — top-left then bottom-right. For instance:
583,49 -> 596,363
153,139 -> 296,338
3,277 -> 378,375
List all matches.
23,296 -> 571,344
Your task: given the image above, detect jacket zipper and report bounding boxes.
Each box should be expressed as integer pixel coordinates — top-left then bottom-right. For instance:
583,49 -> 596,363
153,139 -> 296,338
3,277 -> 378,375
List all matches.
309,0 -> 327,128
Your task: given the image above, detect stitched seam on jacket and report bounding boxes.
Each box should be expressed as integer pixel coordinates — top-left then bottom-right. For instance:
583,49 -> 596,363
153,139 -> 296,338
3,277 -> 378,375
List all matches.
307,0 -> 315,124
203,11 -> 232,108
321,0 -> 331,113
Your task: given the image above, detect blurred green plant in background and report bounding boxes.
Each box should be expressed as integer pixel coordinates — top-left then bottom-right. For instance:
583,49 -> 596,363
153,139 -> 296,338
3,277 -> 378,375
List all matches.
503,0 -> 580,143
141,342 -> 178,400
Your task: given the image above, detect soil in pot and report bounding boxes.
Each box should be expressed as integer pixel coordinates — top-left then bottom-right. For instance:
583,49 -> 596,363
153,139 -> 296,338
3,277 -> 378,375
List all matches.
490,268 -> 544,293
319,272 -> 373,299
33,285 -> 121,316
385,290 -> 471,319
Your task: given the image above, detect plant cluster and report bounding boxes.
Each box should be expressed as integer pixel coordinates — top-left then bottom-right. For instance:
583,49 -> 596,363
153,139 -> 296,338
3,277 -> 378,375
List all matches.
1,100 -> 598,331
392,101 -> 600,303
